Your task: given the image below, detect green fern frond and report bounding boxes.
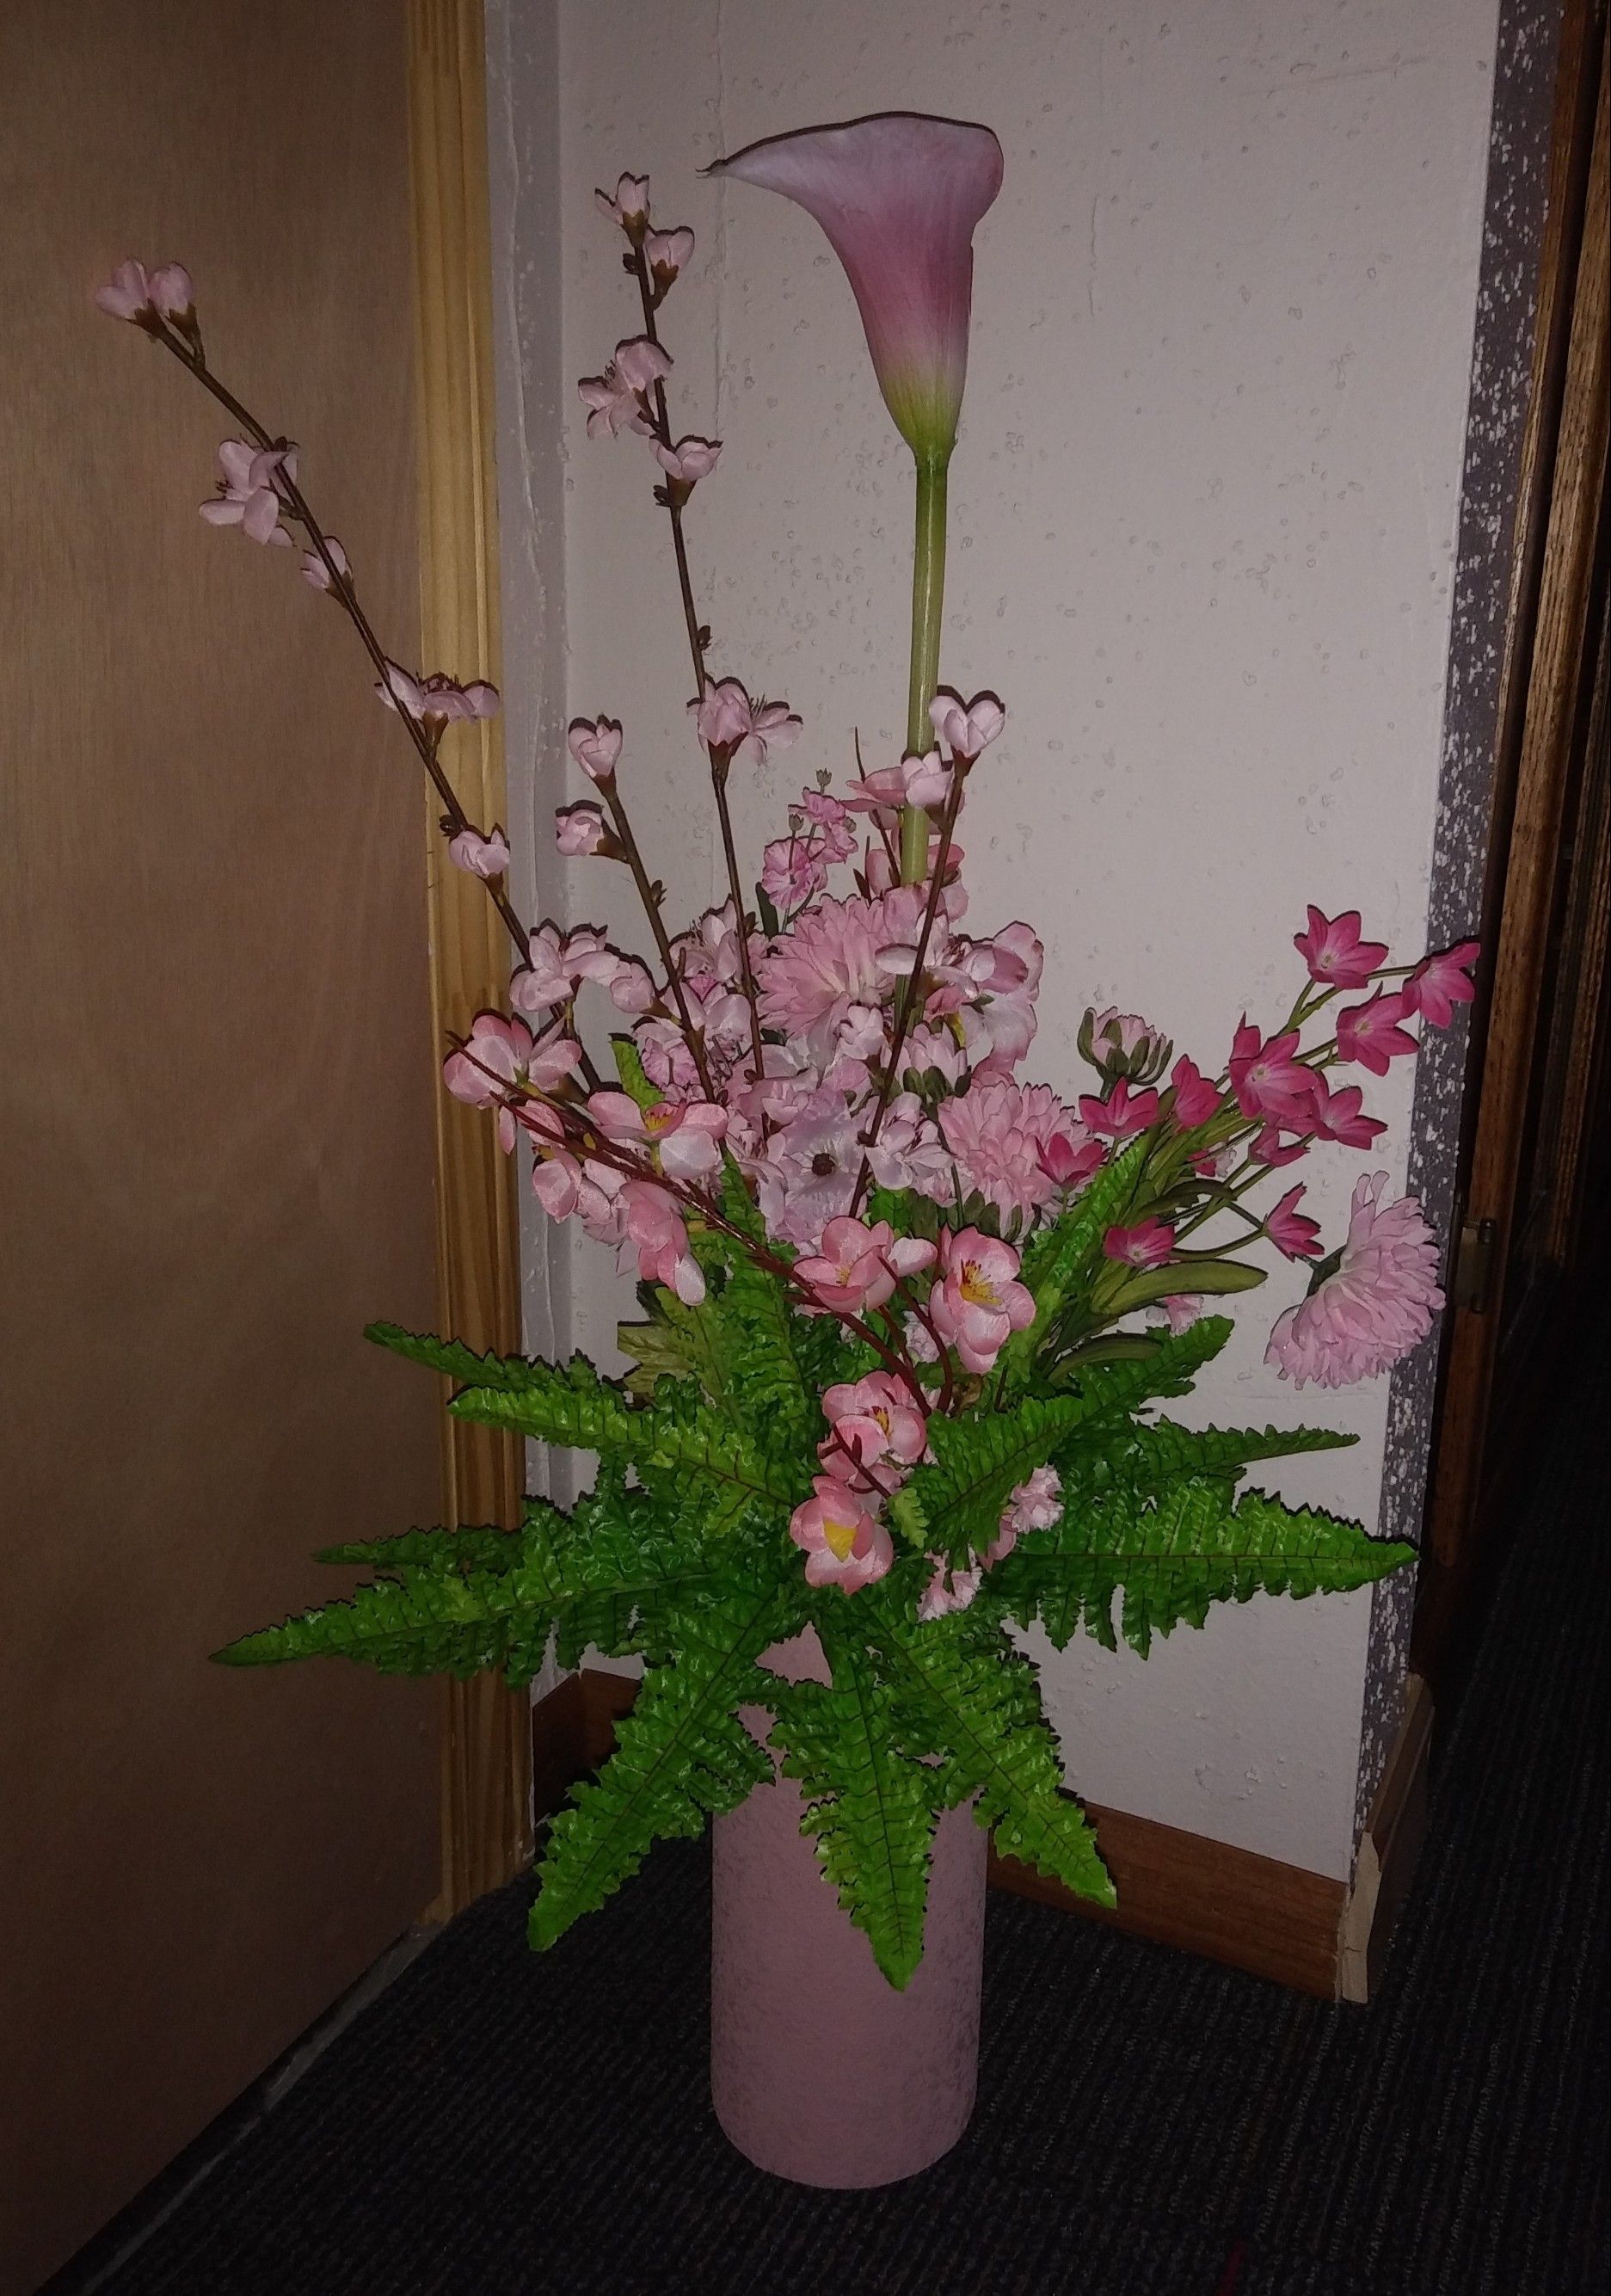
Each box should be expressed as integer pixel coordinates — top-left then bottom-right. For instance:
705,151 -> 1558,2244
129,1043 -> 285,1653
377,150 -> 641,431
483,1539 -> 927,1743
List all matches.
531,1583 -> 800,1949
865,1603 -> 1115,1908
214,1568 -> 554,1685
363,1320 -> 546,1394
998,1140 -> 1151,1389
892,1394 -> 1087,1560
314,1524 -> 527,1574
766,1613 -> 944,1988
993,1479 -> 1415,1656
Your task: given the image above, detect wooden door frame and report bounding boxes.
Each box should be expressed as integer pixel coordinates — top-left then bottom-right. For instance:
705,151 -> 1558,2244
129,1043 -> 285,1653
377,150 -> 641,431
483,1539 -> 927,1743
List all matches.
406,0 -> 532,1917
1416,7 -> 1608,1662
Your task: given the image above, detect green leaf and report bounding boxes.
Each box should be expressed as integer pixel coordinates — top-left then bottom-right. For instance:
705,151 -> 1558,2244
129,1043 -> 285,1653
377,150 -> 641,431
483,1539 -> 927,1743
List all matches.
364,1320 -> 545,1395
767,1614 -> 944,1988
899,1394 -> 1089,1562
992,1480 -> 1415,1658
1100,1258 -> 1267,1314
617,1291 -> 729,1407
611,1034 -> 661,1112
1048,1313 -> 1233,1406
998,1141 -> 1152,1391
315,1524 -> 527,1575
213,1567 -> 554,1686
531,1582 -> 799,1949
864,1603 -> 1115,1908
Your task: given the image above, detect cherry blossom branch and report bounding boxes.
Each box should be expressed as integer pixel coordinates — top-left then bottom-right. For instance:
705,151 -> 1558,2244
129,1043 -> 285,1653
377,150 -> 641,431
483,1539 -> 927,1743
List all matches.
850,767 -> 967,1211
147,328 -> 532,960
593,779 -> 716,1099
627,246 -> 768,1084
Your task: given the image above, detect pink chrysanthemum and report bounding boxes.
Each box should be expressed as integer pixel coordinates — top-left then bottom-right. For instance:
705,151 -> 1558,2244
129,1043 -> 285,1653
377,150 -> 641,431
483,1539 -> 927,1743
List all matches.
939,1080 -> 1075,1222
755,895 -> 890,1057
1265,1172 -> 1443,1389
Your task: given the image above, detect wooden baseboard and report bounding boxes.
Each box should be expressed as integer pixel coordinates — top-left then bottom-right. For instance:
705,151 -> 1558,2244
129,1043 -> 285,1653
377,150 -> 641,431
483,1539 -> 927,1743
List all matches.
532,1665 -> 1432,2003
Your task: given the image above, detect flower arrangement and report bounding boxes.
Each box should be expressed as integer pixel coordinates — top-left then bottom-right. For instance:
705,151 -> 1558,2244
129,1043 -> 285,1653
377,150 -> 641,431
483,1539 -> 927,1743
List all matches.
98,115 -> 1474,1989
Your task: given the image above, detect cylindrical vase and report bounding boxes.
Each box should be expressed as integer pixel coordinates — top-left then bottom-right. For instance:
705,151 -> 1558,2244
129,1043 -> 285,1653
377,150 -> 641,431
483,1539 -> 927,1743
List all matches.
710,1630 -> 987,2188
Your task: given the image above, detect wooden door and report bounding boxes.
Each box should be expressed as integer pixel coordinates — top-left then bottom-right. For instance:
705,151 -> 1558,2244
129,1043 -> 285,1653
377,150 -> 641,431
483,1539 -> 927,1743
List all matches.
1417,6 -> 1609,1672
0,5 -> 443,2287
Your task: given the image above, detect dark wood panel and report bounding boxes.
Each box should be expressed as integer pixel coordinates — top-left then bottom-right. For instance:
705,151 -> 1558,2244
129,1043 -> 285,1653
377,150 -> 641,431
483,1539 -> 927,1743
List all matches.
0,4 -> 440,2286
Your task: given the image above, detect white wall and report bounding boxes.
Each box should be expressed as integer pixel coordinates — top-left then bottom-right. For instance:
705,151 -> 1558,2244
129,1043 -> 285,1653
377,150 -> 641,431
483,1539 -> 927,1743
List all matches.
489,0 -> 1501,1877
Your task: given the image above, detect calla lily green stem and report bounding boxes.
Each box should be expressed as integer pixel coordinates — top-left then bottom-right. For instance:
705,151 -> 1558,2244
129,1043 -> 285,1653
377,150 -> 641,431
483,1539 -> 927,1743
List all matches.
901,451 -> 950,883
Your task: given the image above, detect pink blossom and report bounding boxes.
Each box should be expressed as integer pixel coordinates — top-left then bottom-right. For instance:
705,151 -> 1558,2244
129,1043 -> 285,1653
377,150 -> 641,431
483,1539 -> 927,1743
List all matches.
794,1216 -> 904,1314
928,689 -> 1005,760
1147,1294 -> 1204,1336
711,114 -> 1004,460
1001,1463 -> 1062,1540
654,1099 -> 729,1182
1404,939 -> 1479,1029
654,434 -> 722,486
95,259 -> 157,323
1079,1077 -> 1161,1142
844,764 -> 908,820
753,1096 -> 866,1246
447,825 -> 511,879
962,920 -> 1042,1071
200,440 -> 297,546
789,1475 -> 894,1592
1082,1007 -> 1168,1081
1266,1173 -> 1443,1389
442,1011 -> 538,1110
1040,1127 -> 1105,1192
901,749 -> 951,807
619,1179 -> 705,1304
568,717 -> 624,784
578,337 -> 671,438
1229,1020 -> 1314,1126
821,1371 -> 927,1482
761,834 -> 829,913
556,803 -> 613,857
691,678 -> 802,769
376,665 -> 499,723
1294,907 -> 1389,990
929,1228 -> 1035,1375
1104,1218 -> 1176,1271
300,537 -> 350,592
1336,990 -> 1418,1077
918,1562 -> 981,1620
644,226 -> 695,292
148,262 -> 195,319
595,174 -> 651,231
1266,1184 -> 1322,1259
940,1080 -> 1075,1223
1251,1125 -> 1309,1168
1170,1056 -> 1221,1129
1301,1074 -> 1387,1150
797,787 -> 857,860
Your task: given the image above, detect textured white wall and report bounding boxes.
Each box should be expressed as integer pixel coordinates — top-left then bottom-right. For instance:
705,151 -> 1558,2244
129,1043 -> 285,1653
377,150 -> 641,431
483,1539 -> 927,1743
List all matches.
489,0 -> 1500,1875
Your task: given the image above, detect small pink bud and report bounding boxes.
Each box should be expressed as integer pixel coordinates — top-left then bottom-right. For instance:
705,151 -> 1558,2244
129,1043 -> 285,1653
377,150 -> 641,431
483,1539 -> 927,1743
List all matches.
568,717 -> 624,783
596,173 -> 651,231
555,803 -> 613,857
447,826 -> 511,880
300,537 -> 351,592
644,226 -> 695,294
653,435 -> 722,487
928,688 -> 1005,760
94,259 -> 155,323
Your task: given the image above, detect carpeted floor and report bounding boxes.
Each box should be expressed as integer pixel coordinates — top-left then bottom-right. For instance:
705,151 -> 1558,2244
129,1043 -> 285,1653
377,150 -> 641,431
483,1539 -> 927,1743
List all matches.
82,1338 -> 1608,2296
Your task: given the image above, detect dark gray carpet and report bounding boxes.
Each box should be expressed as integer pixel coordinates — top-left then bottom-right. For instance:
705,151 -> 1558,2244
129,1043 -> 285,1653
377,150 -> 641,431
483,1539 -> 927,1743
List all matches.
79,1337 -> 1608,2296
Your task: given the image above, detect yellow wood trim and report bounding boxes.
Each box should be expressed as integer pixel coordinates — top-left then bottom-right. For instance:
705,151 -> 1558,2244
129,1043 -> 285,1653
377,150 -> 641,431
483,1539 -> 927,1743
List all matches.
406,0 -> 533,1916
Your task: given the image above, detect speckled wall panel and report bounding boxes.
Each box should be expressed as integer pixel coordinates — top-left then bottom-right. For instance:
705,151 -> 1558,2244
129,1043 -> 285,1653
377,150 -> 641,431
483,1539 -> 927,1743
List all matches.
1352,0 -> 1562,1842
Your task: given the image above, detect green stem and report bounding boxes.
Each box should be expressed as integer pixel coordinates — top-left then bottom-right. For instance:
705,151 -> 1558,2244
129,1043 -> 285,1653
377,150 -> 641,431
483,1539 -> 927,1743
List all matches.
901,452 -> 950,883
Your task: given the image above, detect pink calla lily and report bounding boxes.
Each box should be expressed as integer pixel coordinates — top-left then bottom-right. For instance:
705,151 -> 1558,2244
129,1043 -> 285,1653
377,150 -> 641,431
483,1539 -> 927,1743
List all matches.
710,113 -> 1003,464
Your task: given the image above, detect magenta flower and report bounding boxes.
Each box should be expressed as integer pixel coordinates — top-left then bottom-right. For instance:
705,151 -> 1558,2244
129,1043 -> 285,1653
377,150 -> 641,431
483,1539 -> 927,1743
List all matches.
789,1475 -> 894,1592
1294,907 -> 1388,990
447,826 -> 511,880
568,717 -> 624,784
1170,1056 -> 1221,1129
1103,1218 -> 1176,1271
929,1228 -> 1035,1374
1229,1020 -> 1314,1126
1302,1074 -> 1387,1150
1079,1077 -> 1161,1142
710,113 -> 1004,461
1336,989 -> 1418,1077
200,440 -> 297,546
1404,939 -> 1479,1029
1266,1173 -> 1443,1389
929,689 -> 1005,760
1266,1184 -> 1322,1260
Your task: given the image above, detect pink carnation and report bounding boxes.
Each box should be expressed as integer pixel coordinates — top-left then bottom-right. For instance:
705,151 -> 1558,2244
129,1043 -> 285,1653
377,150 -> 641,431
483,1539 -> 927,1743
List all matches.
939,1080 -> 1075,1223
1265,1172 -> 1443,1389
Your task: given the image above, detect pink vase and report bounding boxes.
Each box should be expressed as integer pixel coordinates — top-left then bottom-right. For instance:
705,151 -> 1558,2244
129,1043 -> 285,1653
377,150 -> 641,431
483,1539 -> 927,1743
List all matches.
710,1628 -> 988,2188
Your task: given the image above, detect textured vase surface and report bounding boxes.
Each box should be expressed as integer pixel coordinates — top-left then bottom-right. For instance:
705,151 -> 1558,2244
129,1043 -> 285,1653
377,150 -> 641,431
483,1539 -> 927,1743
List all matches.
710,1628 -> 988,2188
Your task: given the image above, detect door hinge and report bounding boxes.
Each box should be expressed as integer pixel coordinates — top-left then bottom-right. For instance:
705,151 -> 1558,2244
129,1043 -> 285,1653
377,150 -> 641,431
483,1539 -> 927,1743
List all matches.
1452,1215 -> 1498,1314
